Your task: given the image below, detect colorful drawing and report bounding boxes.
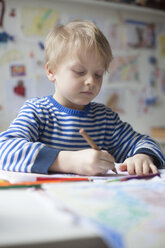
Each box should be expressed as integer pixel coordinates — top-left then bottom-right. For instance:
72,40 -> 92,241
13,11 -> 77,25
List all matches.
21,7 -> 59,37
10,65 -> 26,77
160,69 -> 165,92
108,55 -> 139,83
125,20 -> 155,49
130,87 -> 149,115
93,85 -> 126,114
0,31 -> 14,44
144,56 -> 159,106
6,78 -> 31,117
0,49 -> 24,66
160,35 -> 165,56
106,92 -> 125,113
14,80 -> 25,97
44,179 -> 165,248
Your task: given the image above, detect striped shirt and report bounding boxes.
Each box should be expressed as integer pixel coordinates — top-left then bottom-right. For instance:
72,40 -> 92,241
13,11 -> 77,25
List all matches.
0,95 -> 164,174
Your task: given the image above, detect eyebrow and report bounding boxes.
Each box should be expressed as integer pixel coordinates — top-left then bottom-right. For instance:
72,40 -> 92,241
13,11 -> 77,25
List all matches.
71,63 -> 104,71
70,63 -> 84,69
69,59 -> 105,73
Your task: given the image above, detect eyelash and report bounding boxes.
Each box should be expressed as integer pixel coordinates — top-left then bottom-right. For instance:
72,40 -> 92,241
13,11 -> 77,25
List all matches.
95,74 -> 102,78
73,71 -> 102,78
75,71 -> 85,76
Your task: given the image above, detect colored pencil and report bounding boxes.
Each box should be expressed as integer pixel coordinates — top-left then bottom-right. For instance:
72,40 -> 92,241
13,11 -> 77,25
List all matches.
0,177 -> 92,189
106,172 -> 160,183
0,181 -> 42,189
79,128 -> 118,174
36,177 -> 92,182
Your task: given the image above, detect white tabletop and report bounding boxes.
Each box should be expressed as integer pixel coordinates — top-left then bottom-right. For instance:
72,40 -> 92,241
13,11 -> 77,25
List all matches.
0,188 -> 106,248
1,169 -> 165,248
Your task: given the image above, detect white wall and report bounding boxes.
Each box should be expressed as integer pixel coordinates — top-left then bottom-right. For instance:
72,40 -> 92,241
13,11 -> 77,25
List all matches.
0,0 -> 165,135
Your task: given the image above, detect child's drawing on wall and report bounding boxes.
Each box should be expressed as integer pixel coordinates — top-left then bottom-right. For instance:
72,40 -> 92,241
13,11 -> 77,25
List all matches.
160,35 -> 165,56
14,80 -> 25,97
108,55 -> 139,83
126,20 -> 155,49
94,85 -> 125,114
106,92 -> 124,113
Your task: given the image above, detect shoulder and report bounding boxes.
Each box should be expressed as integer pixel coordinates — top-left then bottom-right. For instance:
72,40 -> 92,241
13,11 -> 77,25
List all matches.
21,96 -> 53,113
18,96 -> 53,119
90,102 -> 117,117
25,96 -> 50,108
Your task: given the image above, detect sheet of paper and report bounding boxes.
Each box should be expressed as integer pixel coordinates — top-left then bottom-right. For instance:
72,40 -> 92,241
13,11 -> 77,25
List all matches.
43,177 -> 165,248
1,167 -> 164,184
0,189 -> 99,247
0,165 -> 128,183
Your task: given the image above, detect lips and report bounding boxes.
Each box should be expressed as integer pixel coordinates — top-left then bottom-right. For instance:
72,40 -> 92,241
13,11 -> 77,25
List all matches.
81,91 -> 93,95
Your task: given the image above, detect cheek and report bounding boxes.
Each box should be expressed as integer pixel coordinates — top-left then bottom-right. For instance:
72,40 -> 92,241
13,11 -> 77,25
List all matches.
67,78 -> 81,91
96,81 -> 102,92
62,80 -> 79,96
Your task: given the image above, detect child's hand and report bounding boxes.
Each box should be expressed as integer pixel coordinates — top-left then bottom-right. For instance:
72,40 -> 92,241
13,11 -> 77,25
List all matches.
73,149 -> 115,175
50,149 -> 115,176
119,154 -> 158,175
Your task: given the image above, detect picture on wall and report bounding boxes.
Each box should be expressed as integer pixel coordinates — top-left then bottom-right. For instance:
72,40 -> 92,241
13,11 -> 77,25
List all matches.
108,55 -> 139,83
125,20 -> 155,49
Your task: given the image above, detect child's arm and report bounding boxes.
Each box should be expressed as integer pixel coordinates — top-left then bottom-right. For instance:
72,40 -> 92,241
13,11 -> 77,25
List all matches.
49,149 -> 115,176
119,153 -> 158,175
107,111 -> 165,171
0,100 -> 59,174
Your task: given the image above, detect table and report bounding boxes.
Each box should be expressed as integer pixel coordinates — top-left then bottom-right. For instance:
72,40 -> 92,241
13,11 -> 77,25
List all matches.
1,169 -> 165,248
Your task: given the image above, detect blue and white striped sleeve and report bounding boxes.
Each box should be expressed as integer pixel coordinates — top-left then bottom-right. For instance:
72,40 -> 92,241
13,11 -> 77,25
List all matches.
109,112 -> 165,168
0,101 -> 59,174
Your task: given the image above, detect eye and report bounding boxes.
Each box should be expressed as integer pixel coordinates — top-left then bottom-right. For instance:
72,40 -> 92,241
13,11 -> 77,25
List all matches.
95,73 -> 103,79
73,70 -> 85,76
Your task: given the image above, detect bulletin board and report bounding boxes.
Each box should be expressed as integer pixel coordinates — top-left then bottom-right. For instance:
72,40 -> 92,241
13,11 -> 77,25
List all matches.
0,0 -> 165,135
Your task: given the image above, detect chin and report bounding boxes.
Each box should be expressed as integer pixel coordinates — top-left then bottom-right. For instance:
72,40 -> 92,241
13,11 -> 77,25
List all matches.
79,97 -> 94,105
72,102 -> 88,110
71,97 -> 93,109
78,101 -> 90,107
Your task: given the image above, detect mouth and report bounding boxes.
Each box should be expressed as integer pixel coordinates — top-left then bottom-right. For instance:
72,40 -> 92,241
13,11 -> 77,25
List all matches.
81,91 -> 93,95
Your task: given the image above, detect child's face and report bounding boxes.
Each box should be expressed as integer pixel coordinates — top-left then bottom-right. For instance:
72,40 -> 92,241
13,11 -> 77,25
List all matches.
52,49 -> 105,110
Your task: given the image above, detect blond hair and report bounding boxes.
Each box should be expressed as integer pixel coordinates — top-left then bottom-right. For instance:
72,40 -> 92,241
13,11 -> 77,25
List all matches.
45,20 -> 113,72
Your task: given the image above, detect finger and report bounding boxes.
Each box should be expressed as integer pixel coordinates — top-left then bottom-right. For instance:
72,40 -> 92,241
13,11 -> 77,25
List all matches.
118,164 -> 127,171
95,166 -> 109,175
143,162 -> 150,175
91,163 -> 108,175
135,161 -> 143,175
150,163 -> 158,174
127,163 -> 136,175
98,161 -> 115,172
100,150 -> 115,163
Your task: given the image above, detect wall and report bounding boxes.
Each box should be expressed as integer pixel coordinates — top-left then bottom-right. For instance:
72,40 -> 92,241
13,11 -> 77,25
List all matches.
0,0 -> 165,136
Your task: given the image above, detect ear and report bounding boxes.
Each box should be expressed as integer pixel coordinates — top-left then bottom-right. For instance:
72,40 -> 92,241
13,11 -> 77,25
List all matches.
45,63 -> 56,82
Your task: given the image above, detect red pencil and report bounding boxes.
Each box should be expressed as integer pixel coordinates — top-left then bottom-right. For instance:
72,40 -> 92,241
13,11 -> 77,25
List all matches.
36,177 -> 91,182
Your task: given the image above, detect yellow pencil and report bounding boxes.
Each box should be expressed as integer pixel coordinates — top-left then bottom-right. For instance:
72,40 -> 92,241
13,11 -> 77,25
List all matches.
79,128 -> 118,174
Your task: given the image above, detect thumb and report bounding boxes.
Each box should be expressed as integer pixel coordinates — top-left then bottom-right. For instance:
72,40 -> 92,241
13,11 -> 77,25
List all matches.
118,163 -> 127,171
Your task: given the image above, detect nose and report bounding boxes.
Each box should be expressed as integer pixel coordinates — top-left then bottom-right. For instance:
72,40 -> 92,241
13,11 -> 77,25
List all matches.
85,74 -> 95,87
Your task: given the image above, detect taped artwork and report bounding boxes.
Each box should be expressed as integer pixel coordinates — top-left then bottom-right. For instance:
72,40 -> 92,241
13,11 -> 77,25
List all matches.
108,55 -> 139,83
21,7 -> 59,37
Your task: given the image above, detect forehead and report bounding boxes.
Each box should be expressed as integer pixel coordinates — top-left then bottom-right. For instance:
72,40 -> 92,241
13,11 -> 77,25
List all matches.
66,47 -> 105,70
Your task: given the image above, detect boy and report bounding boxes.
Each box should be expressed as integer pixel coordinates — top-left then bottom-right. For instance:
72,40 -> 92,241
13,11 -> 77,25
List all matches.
0,20 -> 164,175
